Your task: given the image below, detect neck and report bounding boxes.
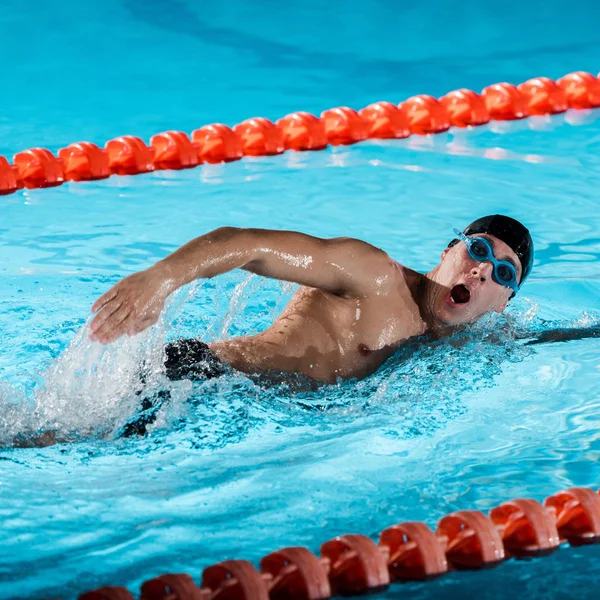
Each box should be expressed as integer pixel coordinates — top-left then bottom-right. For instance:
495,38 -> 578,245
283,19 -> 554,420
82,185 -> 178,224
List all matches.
405,266 -> 456,338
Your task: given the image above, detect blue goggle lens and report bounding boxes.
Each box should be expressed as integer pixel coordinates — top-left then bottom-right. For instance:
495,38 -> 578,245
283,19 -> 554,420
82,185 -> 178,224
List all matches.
453,229 -> 518,292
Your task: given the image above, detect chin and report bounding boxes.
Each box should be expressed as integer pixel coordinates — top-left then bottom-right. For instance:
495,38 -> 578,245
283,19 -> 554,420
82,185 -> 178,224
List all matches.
434,304 -> 484,327
434,308 -> 465,327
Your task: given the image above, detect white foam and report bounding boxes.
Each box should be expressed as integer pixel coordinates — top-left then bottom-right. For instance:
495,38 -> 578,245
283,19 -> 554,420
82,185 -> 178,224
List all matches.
0,285 -> 204,446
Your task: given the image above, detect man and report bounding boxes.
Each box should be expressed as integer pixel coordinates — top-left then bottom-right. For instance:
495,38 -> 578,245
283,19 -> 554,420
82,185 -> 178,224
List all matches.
90,215 -> 533,386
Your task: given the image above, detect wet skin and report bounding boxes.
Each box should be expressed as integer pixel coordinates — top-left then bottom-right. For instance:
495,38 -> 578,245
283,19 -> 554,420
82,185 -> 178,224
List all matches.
90,227 -> 522,383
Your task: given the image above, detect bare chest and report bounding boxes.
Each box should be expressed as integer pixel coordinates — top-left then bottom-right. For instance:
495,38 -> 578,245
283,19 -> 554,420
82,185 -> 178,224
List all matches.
261,287 -> 425,379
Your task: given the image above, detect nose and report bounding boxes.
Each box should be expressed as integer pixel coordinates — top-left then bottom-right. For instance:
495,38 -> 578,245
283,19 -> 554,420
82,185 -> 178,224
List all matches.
471,261 -> 493,283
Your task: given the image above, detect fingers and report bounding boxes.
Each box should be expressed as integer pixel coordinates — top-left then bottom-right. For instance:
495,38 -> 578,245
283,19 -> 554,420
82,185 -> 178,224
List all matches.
101,313 -> 158,343
89,271 -> 164,344
92,304 -> 160,344
92,287 -> 119,313
90,297 -> 123,337
91,304 -> 132,344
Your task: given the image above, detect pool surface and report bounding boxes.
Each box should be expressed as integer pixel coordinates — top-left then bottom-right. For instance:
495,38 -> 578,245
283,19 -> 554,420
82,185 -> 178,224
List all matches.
1,1 -> 600,599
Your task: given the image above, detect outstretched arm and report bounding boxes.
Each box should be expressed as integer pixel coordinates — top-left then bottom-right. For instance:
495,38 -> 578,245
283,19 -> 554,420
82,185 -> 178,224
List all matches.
522,324 -> 600,346
90,227 -> 393,344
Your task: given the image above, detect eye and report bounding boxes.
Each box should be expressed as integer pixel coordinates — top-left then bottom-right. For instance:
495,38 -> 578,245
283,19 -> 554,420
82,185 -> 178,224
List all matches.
470,240 -> 488,258
496,264 -> 514,282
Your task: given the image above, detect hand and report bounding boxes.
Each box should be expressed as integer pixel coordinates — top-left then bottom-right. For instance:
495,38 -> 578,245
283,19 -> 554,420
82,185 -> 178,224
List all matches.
90,264 -> 174,344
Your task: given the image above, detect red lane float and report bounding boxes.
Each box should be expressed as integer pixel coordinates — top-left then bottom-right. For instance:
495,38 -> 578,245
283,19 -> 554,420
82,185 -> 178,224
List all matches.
545,487 -> 600,545
517,77 -> 568,115
490,498 -> 560,557
150,131 -> 199,170
75,486 -> 600,600
140,573 -> 207,600
439,89 -> 490,127
0,156 -> 21,195
261,547 -> 331,600
399,94 -> 450,134
105,136 -> 154,175
79,587 -> 135,600
358,101 -> 411,139
437,510 -> 505,569
557,71 -> 600,109
276,112 -> 328,151
482,82 -> 528,120
58,142 -> 110,181
191,124 -> 243,164
320,534 -> 389,595
13,148 -> 64,188
379,521 -> 448,581
2,69 -> 599,198
320,107 -> 368,145
233,117 -> 285,156
201,560 -> 270,599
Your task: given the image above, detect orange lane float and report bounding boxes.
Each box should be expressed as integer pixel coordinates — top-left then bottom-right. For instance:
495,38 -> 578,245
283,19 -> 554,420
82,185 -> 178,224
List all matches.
545,487 -> 600,545
490,498 -> 560,557
436,510 -> 505,569
379,521 -> 448,581
0,156 -> 21,195
142,561 -> 273,600
201,559 -> 270,599
557,71 -> 600,109
140,573 -> 206,600
150,131 -> 199,170
482,82 -> 528,120
0,70 -> 598,195
233,117 -> 285,156
358,101 -> 411,139
13,147 -> 64,188
399,94 -> 450,134
320,106 -> 368,145
58,142 -> 110,181
191,123 -> 243,164
105,136 -> 154,176
276,112 -> 328,151
439,88 -> 490,127
320,534 -> 390,595
260,546 -> 331,600
76,485 -> 600,600
79,587 -> 135,600
517,77 -> 568,115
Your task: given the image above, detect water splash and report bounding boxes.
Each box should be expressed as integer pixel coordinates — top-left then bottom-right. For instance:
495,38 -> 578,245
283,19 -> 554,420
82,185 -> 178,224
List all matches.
0,283 -> 205,447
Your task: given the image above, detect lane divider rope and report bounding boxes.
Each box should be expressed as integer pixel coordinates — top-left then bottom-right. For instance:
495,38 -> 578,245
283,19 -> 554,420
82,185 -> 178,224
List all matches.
73,486 -> 600,599
2,70 -> 600,194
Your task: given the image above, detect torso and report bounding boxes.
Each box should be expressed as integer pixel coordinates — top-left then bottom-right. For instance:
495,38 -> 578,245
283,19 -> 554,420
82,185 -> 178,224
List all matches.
209,264 -> 428,383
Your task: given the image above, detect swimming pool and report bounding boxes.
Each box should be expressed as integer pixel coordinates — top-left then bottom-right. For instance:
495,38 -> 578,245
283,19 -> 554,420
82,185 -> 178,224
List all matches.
2,1 -> 600,598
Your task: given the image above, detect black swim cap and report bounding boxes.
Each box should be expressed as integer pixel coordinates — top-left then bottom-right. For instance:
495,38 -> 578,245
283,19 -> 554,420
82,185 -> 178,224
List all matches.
461,215 -> 534,286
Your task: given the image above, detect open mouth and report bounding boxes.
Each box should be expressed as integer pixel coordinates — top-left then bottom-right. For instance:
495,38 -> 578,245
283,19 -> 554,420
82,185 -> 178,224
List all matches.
449,284 -> 471,305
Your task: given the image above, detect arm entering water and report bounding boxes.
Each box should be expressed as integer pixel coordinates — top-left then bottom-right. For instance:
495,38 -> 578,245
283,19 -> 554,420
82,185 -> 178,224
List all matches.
89,226 -> 393,344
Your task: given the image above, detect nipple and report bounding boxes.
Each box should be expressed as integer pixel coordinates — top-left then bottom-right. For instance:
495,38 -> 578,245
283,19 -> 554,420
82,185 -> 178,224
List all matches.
358,343 -> 370,356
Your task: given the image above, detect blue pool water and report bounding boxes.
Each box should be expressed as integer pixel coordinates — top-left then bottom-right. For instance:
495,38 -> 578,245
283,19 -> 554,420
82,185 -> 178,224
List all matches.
2,1 -> 600,598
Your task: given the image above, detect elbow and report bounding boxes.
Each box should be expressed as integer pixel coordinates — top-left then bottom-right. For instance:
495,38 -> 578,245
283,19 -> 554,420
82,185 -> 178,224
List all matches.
204,226 -> 257,274
211,226 -> 239,239
207,226 -> 249,250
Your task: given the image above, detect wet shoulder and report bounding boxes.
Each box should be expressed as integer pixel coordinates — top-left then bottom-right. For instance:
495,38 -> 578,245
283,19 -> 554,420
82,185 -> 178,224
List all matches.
368,257 -> 412,297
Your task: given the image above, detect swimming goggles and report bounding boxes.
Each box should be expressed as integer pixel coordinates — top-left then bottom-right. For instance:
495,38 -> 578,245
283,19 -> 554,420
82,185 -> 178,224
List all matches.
453,228 -> 519,293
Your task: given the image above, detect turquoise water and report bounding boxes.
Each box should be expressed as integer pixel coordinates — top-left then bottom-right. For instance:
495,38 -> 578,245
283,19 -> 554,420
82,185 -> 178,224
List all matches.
2,1 -> 600,599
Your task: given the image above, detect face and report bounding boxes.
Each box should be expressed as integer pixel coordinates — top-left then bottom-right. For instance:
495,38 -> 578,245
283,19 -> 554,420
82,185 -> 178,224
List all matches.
428,233 -> 522,326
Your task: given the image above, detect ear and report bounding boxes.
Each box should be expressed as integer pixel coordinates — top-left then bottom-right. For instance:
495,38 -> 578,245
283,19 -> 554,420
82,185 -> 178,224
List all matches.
441,247 -> 450,261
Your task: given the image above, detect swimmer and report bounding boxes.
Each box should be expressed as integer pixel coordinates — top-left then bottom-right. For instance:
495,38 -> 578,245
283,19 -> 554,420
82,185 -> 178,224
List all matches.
90,214 -> 534,388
